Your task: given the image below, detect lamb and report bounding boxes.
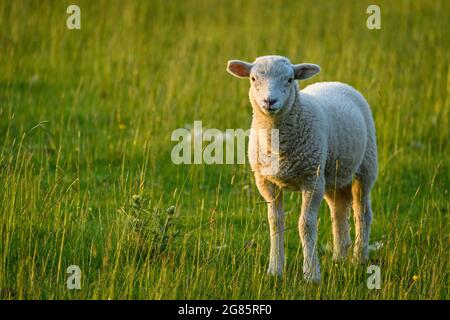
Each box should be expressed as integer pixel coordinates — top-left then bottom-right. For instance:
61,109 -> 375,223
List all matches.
226,55 -> 378,283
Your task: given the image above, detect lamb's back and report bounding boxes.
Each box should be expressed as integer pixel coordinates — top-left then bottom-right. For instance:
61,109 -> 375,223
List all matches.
301,82 -> 371,188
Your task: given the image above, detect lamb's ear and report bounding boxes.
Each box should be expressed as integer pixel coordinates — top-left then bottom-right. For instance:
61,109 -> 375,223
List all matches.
227,60 -> 253,78
292,63 -> 321,80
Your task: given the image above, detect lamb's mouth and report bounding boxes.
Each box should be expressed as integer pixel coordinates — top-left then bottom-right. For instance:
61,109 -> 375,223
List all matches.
265,106 -> 282,115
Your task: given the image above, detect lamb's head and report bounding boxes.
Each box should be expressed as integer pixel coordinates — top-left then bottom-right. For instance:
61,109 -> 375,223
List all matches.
227,55 -> 320,115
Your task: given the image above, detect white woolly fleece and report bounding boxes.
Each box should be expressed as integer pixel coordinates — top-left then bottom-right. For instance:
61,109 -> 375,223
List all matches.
227,55 -> 378,283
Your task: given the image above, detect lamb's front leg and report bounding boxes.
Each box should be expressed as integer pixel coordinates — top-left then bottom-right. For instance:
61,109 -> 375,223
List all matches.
267,191 -> 284,276
255,176 -> 285,276
299,183 -> 324,283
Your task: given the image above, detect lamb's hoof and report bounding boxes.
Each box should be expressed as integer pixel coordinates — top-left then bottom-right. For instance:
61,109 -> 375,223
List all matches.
267,266 -> 282,277
332,252 -> 349,262
352,251 -> 369,264
303,272 -> 321,284
333,244 -> 351,262
303,268 -> 321,284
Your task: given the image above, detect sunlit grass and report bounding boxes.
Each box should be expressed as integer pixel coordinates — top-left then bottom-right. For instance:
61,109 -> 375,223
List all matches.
0,0 -> 448,299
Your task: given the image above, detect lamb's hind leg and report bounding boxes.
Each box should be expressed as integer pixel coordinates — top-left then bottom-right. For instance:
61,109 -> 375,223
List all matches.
325,186 -> 352,261
352,178 -> 373,263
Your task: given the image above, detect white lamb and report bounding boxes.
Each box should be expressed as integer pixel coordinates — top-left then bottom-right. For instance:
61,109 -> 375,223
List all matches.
227,55 -> 378,283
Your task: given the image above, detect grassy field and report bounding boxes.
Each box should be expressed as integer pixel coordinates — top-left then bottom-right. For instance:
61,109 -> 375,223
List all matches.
0,0 -> 449,299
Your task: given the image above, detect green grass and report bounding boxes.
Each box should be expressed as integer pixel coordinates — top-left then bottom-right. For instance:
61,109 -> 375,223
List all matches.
0,0 -> 449,299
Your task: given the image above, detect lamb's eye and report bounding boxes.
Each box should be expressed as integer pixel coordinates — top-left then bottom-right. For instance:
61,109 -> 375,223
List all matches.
288,78 -> 293,83
251,76 -> 256,82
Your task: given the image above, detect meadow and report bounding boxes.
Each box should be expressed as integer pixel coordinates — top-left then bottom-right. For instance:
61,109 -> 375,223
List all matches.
0,0 -> 448,299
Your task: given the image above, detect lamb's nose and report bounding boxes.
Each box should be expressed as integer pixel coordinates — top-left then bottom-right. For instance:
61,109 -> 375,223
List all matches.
263,98 -> 277,108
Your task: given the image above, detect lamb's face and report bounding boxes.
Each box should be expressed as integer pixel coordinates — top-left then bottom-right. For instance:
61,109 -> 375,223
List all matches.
249,57 -> 296,115
227,55 -> 321,116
